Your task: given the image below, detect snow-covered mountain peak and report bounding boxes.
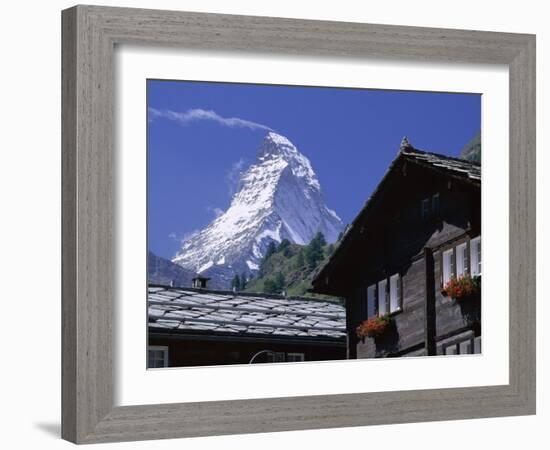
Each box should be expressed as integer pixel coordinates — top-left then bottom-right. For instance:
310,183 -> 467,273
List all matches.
172,132 -> 344,287
266,131 -> 294,147
256,132 -> 320,191
257,131 -> 299,161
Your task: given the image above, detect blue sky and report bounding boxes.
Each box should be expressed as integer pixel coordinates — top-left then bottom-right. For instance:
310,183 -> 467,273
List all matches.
148,80 -> 480,259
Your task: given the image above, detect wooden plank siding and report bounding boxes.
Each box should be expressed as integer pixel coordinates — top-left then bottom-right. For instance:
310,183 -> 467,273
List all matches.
149,336 -> 346,367
333,156 -> 481,359
351,234 -> 481,358
355,258 -> 426,358
433,247 -> 481,344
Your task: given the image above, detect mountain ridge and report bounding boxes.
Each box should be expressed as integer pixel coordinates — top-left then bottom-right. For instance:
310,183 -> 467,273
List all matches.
171,132 -> 344,287
459,130 -> 481,163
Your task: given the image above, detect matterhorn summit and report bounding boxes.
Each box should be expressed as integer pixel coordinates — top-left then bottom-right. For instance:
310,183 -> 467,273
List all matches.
172,132 -> 344,285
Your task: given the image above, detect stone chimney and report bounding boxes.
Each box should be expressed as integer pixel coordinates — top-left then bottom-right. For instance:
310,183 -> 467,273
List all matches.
192,276 -> 210,289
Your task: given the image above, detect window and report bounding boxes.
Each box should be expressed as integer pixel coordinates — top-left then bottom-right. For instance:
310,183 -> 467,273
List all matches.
148,346 -> 169,368
444,344 -> 458,355
378,279 -> 388,315
421,198 -> 430,220
470,236 -> 481,275
421,193 -> 440,220
266,352 -> 286,363
366,274 -> 402,318
473,336 -> 482,354
456,242 -> 468,276
442,236 -> 481,286
286,353 -> 305,362
442,248 -> 454,285
444,337 -> 481,355
389,273 -> 402,312
431,193 -> 440,216
367,284 -> 376,318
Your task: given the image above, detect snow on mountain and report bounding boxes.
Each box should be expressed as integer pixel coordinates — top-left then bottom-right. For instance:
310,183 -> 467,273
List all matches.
172,131 -> 344,286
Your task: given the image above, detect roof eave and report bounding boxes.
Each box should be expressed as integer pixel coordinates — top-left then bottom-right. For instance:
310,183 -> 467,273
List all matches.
311,147 -> 481,289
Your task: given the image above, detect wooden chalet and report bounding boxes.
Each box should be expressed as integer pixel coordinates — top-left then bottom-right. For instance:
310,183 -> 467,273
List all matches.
148,284 -> 346,368
311,139 -> 482,358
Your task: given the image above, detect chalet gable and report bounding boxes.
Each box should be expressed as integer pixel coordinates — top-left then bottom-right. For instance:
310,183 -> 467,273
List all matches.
311,141 -> 480,296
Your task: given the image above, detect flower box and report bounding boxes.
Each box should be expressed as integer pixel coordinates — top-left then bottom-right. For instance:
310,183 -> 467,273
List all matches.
442,274 -> 480,302
356,315 -> 393,339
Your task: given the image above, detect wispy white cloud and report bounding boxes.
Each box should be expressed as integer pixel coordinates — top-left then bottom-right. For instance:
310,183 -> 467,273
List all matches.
169,230 -> 200,244
225,157 -> 246,197
148,107 -> 273,131
206,206 -> 225,219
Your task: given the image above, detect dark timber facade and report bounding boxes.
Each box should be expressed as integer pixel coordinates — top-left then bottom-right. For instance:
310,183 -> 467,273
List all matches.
311,140 -> 481,358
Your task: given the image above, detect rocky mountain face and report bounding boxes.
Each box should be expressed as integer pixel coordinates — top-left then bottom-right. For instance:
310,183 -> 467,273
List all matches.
460,131 -> 481,163
148,251 -> 227,290
148,251 -> 195,287
171,132 -> 344,287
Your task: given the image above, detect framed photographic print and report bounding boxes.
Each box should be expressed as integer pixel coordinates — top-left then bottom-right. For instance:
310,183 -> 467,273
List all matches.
62,5 -> 536,444
146,79 -> 482,368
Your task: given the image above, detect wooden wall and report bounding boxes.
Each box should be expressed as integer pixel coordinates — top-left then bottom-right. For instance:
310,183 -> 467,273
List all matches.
344,162 -> 481,358
149,335 -> 346,367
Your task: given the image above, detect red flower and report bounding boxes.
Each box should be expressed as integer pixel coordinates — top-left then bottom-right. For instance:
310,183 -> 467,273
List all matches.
443,274 -> 480,301
356,315 -> 393,339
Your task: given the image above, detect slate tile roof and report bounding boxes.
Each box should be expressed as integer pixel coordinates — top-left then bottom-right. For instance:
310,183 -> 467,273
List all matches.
402,147 -> 481,183
148,285 -> 346,340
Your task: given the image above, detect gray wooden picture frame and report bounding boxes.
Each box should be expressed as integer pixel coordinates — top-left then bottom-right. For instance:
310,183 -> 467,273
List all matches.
61,5 -> 536,444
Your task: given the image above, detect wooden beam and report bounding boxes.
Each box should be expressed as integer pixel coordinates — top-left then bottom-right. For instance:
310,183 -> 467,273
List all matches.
424,247 -> 436,356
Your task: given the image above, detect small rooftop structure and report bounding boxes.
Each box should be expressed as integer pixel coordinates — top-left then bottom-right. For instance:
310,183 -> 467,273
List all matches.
148,285 -> 346,340
191,276 -> 210,289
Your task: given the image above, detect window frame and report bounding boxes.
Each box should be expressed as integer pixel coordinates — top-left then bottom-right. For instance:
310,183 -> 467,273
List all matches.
470,235 -> 482,275
365,272 -> 403,318
378,278 -> 388,316
286,352 -> 305,362
421,197 -> 430,220
389,273 -> 402,313
440,235 -> 482,289
442,247 -> 454,286
456,241 -> 469,277
366,284 -> 377,318
443,338 -> 478,356
266,351 -> 286,363
431,192 -> 440,217
147,345 -> 169,368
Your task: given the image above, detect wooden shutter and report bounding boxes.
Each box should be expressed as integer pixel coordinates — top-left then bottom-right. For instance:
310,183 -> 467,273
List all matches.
367,284 -> 376,318
390,273 -> 400,312
378,279 -> 388,315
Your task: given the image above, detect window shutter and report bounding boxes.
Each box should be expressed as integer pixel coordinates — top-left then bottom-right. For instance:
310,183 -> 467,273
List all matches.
378,279 -> 388,316
442,249 -> 453,284
456,242 -> 467,276
399,273 -> 403,309
367,284 -> 376,318
390,273 -> 400,312
465,240 -> 470,273
451,248 -> 456,277
477,239 -> 481,273
470,236 -> 481,275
